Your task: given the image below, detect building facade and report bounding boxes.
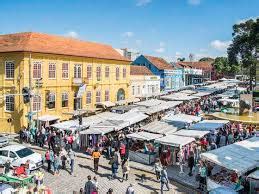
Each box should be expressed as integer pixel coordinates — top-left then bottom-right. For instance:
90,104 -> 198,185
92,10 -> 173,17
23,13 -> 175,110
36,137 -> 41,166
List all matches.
115,48 -> 141,61
130,66 -> 160,98
0,32 -> 130,133
133,55 -> 184,91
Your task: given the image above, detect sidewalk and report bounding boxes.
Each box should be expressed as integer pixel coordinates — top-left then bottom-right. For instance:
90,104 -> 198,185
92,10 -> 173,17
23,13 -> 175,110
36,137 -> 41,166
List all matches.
19,141 -> 199,191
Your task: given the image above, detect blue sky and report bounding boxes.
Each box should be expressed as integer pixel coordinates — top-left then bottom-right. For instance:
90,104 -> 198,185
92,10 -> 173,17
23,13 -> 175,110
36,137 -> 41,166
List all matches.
0,0 -> 258,61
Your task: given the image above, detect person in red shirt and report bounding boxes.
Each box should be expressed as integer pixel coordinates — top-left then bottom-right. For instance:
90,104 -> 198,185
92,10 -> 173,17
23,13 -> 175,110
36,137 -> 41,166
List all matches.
200,138 -> 208,151
120,143 -> 126,160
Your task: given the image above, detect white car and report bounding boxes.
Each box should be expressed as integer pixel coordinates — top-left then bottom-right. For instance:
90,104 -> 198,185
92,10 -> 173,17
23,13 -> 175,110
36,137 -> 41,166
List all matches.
0,145 -> 43,170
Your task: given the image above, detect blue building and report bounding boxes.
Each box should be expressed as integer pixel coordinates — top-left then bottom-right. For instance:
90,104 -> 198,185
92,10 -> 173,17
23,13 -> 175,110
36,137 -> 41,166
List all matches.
133,55 -> 184,91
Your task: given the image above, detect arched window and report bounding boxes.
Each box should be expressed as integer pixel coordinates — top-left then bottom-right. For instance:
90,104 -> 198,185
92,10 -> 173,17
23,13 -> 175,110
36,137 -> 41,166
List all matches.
62,92 -> 69,107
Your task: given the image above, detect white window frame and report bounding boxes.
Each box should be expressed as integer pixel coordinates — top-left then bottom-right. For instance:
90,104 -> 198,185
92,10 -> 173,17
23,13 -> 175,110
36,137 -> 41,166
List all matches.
105,66 -> 110,78
61,92 -> 69,107
116,67 -> 120,80
47,92 -> 56,109
5,61 -> 15,79
87,65 -> 92,79
96,91 -> 101,103
5,95 -> 14,112
123,67 -> 126,79
74,64 -> 82,78
32,95 -> 41,112
48,62 -> 56,79
105,90 -> 109,101
62,63 -> 69,79
96,66 -> 101,81
33,61 -> 42,79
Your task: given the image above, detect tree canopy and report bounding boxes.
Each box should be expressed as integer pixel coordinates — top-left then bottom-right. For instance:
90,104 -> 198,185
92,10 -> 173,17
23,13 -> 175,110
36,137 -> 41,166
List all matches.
227,18 -> 259,89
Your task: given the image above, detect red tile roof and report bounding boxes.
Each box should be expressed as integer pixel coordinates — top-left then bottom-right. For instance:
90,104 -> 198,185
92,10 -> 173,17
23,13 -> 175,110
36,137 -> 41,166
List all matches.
130,65 -> 153,75
177,61 -> 213,71
0,32 -> 130,61
144,55 -> 173,70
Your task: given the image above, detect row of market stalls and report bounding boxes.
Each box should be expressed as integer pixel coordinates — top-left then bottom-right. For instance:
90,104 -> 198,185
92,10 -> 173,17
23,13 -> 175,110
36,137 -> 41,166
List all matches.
201,136 -> 259,193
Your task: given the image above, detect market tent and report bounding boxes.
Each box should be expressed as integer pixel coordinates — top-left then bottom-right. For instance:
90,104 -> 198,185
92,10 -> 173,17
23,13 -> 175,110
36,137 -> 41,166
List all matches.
163,113 -> 201,124
155,135 -> 195,148
95,101 -> 115,108
247,170 -> 259,179
37,115 -> 59,122
126,131 -> 163,141
173,129 -> 210,139
179,90 -> 197,95
50,120 -> 87,131
201,137 -> 259,176
134,99 -> 165,107
189,120 -> 229,132
142,120 -> 185,135
192,92 -> 212,97
80,126 -> 115,135
160,93 -> 200,101
209,187 -> 237,194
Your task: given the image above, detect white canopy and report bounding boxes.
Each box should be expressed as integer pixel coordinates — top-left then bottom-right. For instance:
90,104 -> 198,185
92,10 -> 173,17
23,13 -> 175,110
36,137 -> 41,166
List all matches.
134,99 -> 165,107
247,170 -> 259,179
142,120 -> 185,135
163,113 -> 201,124
95,101 -> 115,108
173,129 -> 210,139
179,90 -> 197,95
155,135 -> 195,148
201,137 -> 259,176
160,93 -> 200,101
193,92 -> 211,97
80,126 -> 115,135
126,131 -> 163,141
37,115 -> 59,122
189,120 -> 229,132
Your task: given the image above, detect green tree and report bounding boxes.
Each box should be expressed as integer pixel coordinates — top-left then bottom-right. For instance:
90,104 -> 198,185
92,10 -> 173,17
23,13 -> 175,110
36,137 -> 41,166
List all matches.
228,18 -> 259,90
199,57 -> 214,62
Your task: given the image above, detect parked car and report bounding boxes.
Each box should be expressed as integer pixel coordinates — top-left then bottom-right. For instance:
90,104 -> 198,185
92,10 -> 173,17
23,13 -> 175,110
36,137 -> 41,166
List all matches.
0,134 -> 9,147
0,145 -> 43,170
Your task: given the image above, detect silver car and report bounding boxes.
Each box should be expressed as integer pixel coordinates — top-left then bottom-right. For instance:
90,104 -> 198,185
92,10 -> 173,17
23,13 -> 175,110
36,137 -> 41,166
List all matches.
0,135 -> 9,147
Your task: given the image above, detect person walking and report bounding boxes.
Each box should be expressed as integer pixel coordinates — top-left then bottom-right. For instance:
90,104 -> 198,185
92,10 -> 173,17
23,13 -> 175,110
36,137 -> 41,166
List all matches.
84,175 -> 94,194
92,148 -> 101,172
122,159 -> 130,181
153,159 -> 162,180
45,149 -> 52,173
53,154 -> 60,176
160,166 -> 170,194
198,161 -> 207,191
109,156 -> 118,180
126,184 -> 134,194
68,148 -> 75,175
92,176 -> 99,194
188,151 -> 195,176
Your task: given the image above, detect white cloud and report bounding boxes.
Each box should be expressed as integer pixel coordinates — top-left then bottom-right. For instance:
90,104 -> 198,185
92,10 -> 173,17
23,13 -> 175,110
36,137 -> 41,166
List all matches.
188,0 -> 201,5
64,31 -> 79,38
121,31 -> 134,38
136,0 -> 152,6
159,41 -> 165,47
155,47 -> 165,53
210,40 -> 232,51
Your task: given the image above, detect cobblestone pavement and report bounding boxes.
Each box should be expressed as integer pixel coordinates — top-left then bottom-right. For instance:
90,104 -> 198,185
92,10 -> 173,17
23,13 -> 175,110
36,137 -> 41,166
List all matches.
34,150 -> 196,194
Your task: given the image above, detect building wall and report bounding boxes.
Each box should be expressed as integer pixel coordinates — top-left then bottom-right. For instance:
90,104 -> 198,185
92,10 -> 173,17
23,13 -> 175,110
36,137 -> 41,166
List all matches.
0,52 -> 130,133
130,75 -> 160,98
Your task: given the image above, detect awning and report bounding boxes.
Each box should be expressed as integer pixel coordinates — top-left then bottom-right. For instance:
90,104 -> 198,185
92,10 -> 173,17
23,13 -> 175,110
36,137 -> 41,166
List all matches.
155,135 -> 195,148
126,131 -> 163,141
189,120 -> 230,132
127,98 -> 140,103
96,101 -> 115,108
37,115 -> 59,122
163,113 -> 201,124
247,170 -> 259,179
201,137 -> 259,176
193,92 -> 211,97
173,129 -> 210,139
80,126 -> 115,135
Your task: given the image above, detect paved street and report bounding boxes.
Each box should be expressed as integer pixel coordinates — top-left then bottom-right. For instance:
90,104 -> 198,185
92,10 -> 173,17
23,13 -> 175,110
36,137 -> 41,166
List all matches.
33,149 -> 196,194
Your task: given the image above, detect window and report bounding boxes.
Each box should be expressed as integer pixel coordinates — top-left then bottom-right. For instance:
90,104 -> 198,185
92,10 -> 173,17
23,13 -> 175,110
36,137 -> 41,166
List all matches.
48,62 -> 56,79
9,151 -> 16,158
16,148 -> 34,158
74,93 -> 82,110
132,86 -> 135,95
123,67 -> 126,78
87,65 -> 92,79
62,63 -> 69,79
116,67 -> 120,80
105,90 -> 109,101
96,66 -> 101,81
5,61 -> 15,79
32,95 -> 41,112
74,64 -> 82,78
96,91 -> 101,103
62,92 -> 68,107
33,62 -> 42,79
86,91 -> 92,104
0,150 -> 8,157
5,95 -> 14,111
105,66 -> 110,78
47,93 -> 55,109
137,86 -> 140,95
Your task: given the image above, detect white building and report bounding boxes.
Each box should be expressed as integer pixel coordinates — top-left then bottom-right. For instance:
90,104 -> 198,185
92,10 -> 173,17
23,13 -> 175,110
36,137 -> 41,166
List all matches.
115,48 -> 141,61
130,66 -> 160,99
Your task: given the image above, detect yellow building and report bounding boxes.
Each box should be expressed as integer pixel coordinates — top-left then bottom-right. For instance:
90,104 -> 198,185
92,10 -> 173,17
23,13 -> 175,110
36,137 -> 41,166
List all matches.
0,32 -> 130,133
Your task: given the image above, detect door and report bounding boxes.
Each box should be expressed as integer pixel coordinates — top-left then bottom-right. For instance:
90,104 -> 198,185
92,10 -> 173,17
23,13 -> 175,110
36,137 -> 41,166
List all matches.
9,151 -> 20,167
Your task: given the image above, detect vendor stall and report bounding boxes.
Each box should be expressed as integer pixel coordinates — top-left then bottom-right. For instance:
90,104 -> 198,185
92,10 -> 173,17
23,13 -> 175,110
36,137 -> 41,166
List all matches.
155,135 -> 195,166
127,131 -> 163,165
36,115 -> 59,130
189,120 -> 230,133
247,170 -> 259,194
160,93 -> 200,101
162,113 -> 201,125
201,137 -> 259,192
173,129 -> 210,139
